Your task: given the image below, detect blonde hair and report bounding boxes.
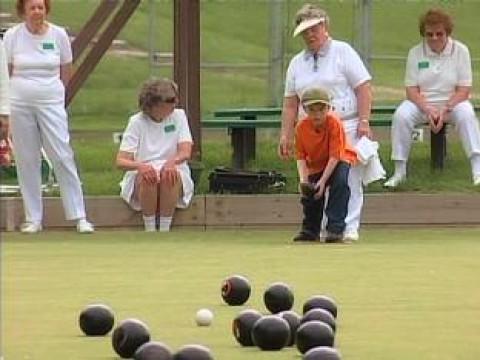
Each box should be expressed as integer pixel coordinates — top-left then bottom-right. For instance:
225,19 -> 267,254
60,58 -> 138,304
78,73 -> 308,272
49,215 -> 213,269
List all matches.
294,3 -> 329,28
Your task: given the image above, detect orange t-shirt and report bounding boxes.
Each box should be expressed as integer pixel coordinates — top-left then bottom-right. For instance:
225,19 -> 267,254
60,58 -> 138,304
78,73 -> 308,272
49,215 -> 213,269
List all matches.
295,112 -> 357,175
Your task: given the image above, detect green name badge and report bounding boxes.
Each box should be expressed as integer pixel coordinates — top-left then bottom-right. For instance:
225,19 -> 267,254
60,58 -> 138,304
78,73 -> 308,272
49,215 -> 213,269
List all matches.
418,61 -> 429,69
42,42 -> 55,50
164,124 -> 176,133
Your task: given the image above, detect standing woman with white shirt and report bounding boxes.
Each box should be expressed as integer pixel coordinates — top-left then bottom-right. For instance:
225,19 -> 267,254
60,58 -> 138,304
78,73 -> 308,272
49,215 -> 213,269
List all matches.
3,0 -> 94,233
279,3 -> 372,242
0,38 -> 10,166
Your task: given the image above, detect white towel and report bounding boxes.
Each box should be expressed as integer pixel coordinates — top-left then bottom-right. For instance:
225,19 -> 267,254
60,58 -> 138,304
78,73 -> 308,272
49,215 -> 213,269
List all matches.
354,136 -> 386,185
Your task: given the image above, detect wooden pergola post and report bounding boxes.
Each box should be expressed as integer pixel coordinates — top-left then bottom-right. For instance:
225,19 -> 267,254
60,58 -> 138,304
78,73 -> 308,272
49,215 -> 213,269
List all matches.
173,0 -> 201,160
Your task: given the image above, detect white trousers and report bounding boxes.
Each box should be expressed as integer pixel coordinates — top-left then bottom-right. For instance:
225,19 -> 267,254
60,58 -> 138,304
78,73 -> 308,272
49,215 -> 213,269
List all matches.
391,100 -> 480,172
343,120 -> 364,234
10,102 -> 86,223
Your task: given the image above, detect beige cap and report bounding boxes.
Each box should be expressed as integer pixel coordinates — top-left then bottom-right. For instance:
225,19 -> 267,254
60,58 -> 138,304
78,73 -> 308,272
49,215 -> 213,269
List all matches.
293,4 -> 328,37
293,17 -> 326,37
301,87 -> 332,107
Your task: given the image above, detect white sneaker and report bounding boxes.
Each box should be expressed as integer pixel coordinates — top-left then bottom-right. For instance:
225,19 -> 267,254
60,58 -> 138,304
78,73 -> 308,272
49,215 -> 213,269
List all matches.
77,219 -> 94,234
383,174 -> 406,188
343,230 -> 359,242
474,175 -> 480,186
20,222 -> 42,234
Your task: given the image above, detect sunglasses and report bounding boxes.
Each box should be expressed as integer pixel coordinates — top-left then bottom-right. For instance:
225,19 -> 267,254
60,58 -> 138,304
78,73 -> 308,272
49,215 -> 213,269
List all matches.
425,31 -> 446,38
161,97 -> 176,104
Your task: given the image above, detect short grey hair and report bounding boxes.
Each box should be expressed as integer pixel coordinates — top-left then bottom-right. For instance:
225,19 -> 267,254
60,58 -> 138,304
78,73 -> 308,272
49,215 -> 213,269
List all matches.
294,3 -> 330,28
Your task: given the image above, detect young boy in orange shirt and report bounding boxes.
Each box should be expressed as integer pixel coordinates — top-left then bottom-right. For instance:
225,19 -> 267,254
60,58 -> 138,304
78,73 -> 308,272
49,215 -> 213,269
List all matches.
294,87 -> 357,243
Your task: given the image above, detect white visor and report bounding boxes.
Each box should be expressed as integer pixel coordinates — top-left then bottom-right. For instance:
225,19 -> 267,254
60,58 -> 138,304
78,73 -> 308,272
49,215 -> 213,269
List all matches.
293,18 -> 325,37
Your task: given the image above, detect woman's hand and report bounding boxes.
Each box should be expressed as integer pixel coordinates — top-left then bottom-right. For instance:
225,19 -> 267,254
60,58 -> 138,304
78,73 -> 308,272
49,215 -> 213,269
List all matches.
357,120 -> 372,139
278,134 -> 294,160
138,163 -> 158,185
160,158 -> 179,186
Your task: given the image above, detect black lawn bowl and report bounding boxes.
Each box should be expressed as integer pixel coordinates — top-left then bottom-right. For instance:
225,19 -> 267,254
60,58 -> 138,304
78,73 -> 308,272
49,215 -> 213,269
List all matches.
300,182 -> 316,197
173,344 -> 213,360
277,311 -> 301,346
79,303 -> 115,336
112,319 -> 151,358
232,309 -> 262,346
134,341 -> 173,360
295,321 -> 335,354
302,295 -> 338,319
251,315 -> 291,351
221,275 -> 251,306
303,346 -> 342,360
263,282 -> 294,314
301,308 -> 336,333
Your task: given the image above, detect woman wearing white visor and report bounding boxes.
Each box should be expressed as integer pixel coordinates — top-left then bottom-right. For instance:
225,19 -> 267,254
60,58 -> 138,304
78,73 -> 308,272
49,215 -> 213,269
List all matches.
279,3 -> 372,242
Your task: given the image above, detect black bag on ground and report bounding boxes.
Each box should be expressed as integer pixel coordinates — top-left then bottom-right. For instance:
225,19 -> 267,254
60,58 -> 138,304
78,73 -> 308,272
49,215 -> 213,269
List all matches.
208,167 -> 286,194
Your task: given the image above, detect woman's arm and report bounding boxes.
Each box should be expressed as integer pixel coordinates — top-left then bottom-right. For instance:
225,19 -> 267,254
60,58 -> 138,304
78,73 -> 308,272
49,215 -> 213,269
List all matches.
60,62 -> 72,88
279,96 -> 299,159
354,81 -> 372,138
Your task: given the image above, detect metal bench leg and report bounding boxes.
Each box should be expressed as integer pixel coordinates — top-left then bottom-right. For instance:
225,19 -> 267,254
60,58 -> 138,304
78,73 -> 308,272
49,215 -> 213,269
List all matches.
431,125 -> 446,170
230,128 -> 246,170
243,115 -> 256,162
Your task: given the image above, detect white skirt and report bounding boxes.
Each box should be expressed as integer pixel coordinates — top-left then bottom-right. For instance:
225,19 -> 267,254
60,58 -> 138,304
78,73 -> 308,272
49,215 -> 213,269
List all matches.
120,160 -> 194,211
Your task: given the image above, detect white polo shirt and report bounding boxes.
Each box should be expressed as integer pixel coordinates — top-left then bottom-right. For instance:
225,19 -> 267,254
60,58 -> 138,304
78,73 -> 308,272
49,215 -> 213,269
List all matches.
285,39 -> 371,120
405,38 -> 472,103
3,22 -> 72,105
120,109 -> 193,163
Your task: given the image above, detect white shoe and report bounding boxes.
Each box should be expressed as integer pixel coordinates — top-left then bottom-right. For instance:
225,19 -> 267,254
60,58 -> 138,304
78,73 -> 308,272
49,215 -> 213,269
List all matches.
343,230 -> 359,242
383,174 -> 406,188
474,175 -> 480,186
77,219 -> 94,234
20,222 -> 42,234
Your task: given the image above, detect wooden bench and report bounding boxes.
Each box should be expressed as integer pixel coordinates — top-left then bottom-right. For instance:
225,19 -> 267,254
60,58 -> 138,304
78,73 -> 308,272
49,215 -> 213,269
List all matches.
204,105 -> 480,170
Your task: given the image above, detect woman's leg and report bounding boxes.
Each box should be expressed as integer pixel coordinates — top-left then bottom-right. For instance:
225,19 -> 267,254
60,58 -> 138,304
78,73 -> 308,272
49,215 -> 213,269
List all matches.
157,173 -> 182,232
10,104 -> 43,228
136,176 -> 159,231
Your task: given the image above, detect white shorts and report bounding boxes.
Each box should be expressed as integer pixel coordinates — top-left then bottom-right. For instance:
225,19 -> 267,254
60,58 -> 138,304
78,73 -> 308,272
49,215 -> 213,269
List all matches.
119,160 -> 194,211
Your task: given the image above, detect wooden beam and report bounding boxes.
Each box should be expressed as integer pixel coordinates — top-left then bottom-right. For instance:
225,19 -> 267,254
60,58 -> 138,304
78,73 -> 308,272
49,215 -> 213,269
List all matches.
174,0 -> 201,160
66,0 -> 141,107
71,0 -> 120,63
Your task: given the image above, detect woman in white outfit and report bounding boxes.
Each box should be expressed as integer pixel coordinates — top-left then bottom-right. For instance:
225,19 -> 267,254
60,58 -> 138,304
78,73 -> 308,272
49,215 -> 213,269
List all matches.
0,38 -> 10,165
3,0 -> 94,233
279,3 -> 372,242
116,78 -> 194,232
385,8 -> 480,187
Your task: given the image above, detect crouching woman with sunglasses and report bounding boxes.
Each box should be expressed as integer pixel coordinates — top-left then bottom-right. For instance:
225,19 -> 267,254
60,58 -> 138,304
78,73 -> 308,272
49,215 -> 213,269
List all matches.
116,78 -> 194,232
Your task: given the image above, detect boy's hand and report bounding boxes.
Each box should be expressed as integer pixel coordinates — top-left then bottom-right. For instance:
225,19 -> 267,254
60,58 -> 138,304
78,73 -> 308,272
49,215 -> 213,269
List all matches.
314,179 -> 326,199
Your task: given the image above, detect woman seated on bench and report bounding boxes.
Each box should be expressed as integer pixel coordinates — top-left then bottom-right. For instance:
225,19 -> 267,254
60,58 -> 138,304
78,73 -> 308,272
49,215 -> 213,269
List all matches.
116,78 -> 194,232
385,8 -> 480,187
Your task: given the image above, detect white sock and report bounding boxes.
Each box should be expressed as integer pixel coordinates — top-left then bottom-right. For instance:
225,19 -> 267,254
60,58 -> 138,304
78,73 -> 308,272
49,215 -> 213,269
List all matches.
143,215 -> 156,232
158,216 -> 172,232
393,160 -> 407,178
470,154 -> 480,177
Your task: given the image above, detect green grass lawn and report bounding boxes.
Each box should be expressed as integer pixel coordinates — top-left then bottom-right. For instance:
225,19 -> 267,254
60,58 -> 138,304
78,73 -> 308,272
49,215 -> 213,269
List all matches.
2,228 -> 480,359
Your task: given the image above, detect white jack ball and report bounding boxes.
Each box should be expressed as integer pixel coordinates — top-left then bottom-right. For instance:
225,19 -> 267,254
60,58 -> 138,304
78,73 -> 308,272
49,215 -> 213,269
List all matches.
195,308 -> 213,326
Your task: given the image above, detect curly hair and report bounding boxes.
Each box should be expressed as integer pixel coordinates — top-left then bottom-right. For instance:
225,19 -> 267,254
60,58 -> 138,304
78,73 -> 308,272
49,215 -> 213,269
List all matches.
16,0 -> 51,17
138,78 -> 178,115
294,3 -> 329,28
419,8 -> 453,37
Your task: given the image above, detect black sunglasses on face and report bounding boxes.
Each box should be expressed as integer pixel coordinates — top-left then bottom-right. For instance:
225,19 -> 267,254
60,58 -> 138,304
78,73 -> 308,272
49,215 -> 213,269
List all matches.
425,31 -> 446,38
